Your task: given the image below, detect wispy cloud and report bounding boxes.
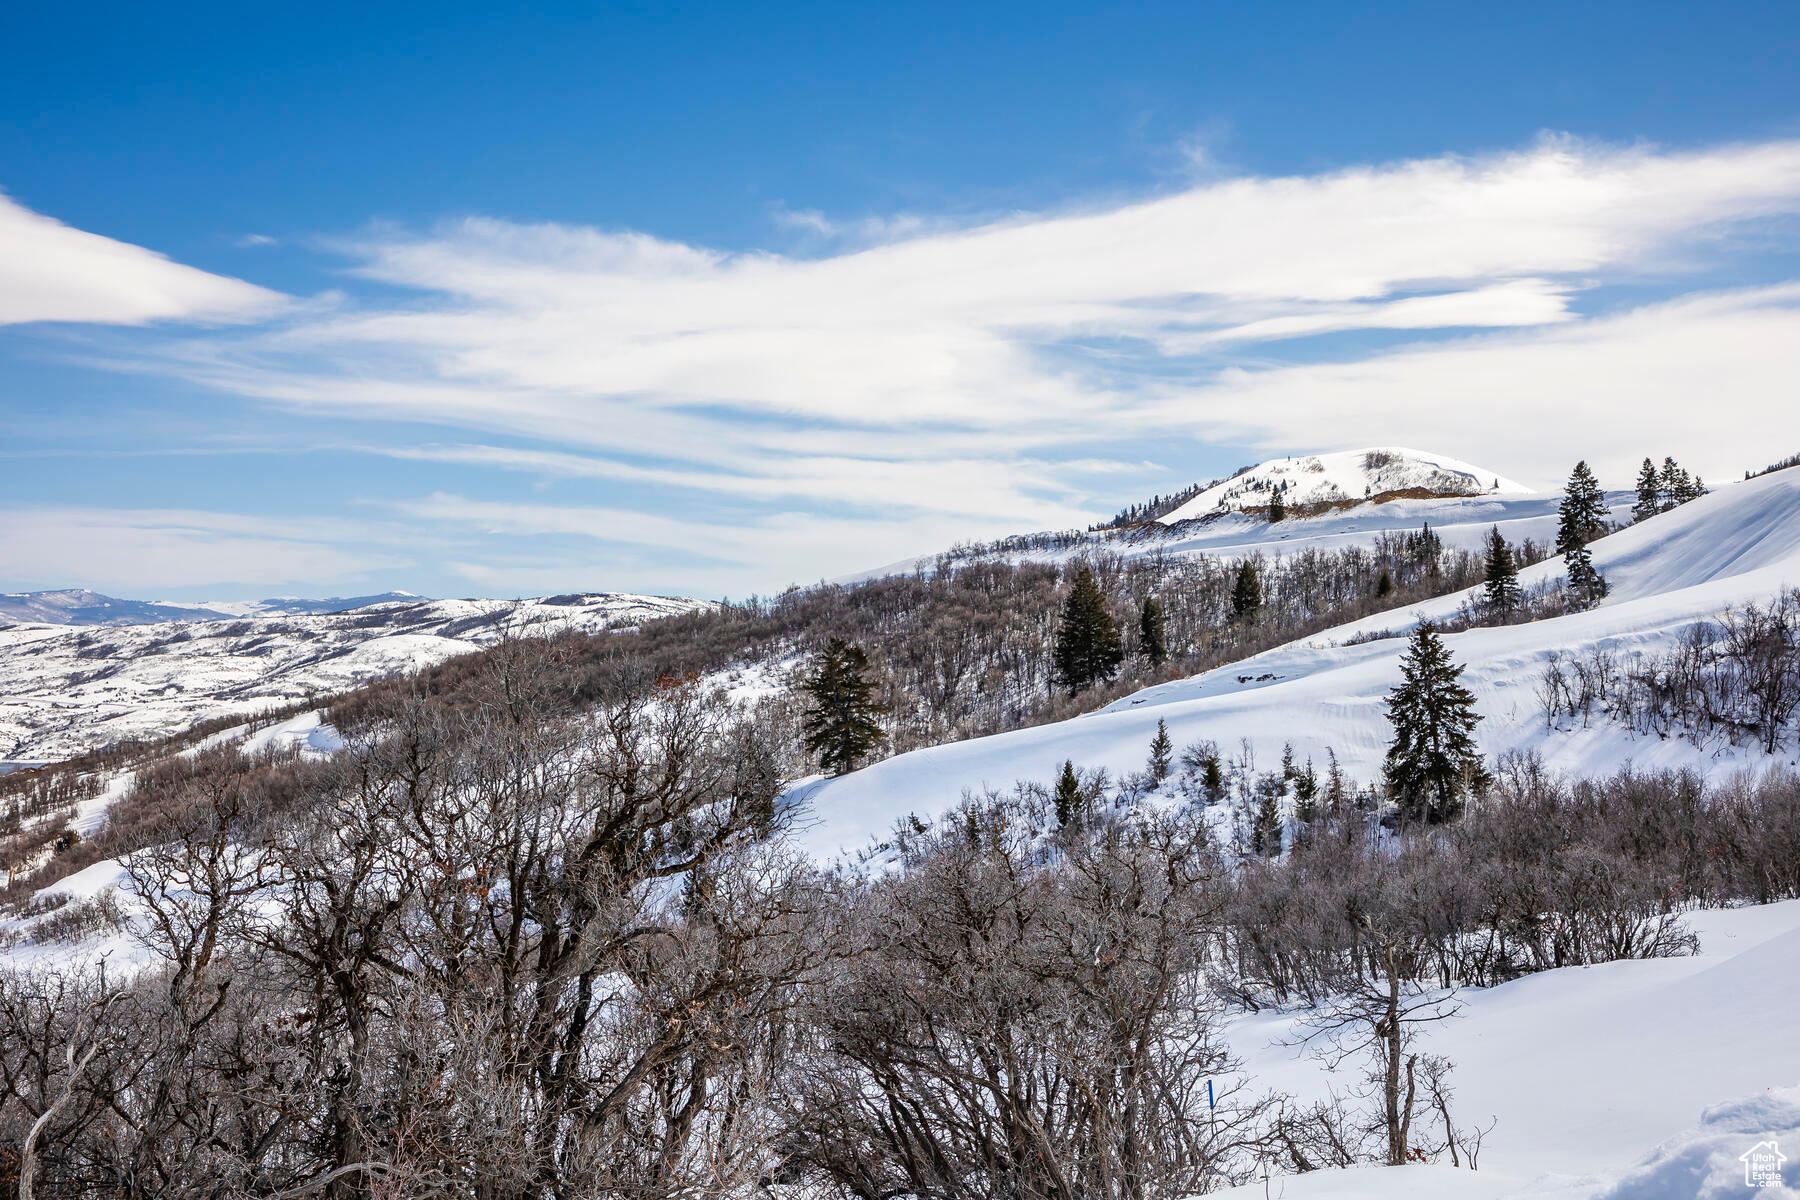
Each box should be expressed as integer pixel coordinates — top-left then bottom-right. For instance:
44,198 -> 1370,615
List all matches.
14,136 -> 1800,594
0,191 -> 284,327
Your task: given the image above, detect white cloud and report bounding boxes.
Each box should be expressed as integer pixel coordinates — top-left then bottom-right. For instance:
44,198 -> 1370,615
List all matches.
1158,283 -> 1800,488
0,191 -> 285,326
164,140 -> 1800,441
32,137 -> 1800,592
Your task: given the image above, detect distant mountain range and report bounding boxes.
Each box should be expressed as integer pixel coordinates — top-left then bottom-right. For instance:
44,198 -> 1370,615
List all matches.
0,589 -> 429,627
0,592 -> 711,762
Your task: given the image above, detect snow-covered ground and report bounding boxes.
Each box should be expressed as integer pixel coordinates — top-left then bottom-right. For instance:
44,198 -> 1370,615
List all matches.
797,467 -> 1800,861
0,591 -> 708,761
1209,901 -> 1800,1198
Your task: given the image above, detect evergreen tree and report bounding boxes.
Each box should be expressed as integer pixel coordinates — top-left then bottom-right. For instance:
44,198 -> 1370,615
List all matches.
1139,595 -> 1168,666
801,637 -> 889,775
1556,461 -> 1610,607
1053,566 -> 1124,695
1293,758 -> 1320,824
1280,741 -> 1296,781
1376,569 -> 1394,598
1633,457 -> 1662,523
1658,457 -> 1689,512
1563,541 -> 1607,608
1054,759 -> 1083,828
1231,560 -> 1263,622
1482,526 -> 1522,614
1325,748 -> 1347,813
1252,784 -> 1282,857
1200,753 -> 1226,805
1383,622 -> 1489,824
1407,522 -> 1444,567
1268,484 -> 1286,523
1148,720 -> 1173,785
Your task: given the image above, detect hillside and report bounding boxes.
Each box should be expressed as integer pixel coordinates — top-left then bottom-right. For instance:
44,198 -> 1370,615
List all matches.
855,448 -> 1566,585
0,591 -> 708,762
797,466 -> 1800,860
1158,447 -> 1530,523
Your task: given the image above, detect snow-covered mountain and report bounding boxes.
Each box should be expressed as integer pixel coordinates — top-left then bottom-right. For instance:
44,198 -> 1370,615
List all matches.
0,592 -> 707,762
0,588 -> 432,626
798,465 -> 1800,861
1158,447 -> 1529,523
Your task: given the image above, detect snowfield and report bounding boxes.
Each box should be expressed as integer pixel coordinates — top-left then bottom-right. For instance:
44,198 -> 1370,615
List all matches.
1211,901 -> 1800,1198
0,592 -> 708,761
798,466 -> 1800,862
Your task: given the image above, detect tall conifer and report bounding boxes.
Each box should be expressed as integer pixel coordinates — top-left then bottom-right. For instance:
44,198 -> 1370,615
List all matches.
1139,596 -> 1168,666
1482,526 -> 1522,614
1231,560 -> 1263,622
1053,566 -> 1124,695
1556,461 -> 1609,607
1384,622 -> 1488,823
801,637 -> 888,775
1633,457 -> 1662,523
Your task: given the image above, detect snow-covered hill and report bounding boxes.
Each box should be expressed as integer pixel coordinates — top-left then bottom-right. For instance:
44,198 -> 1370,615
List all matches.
797,466 -> 1800,861
0,592 -> 707,762
1159,447 -> 1530,523
850,448 -> 1557,584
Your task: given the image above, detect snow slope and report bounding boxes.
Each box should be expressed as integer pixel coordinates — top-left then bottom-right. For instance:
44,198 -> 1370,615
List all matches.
797,468 -> 1800,861
1158,447 -> 1530,523
0,592 -> 708,762
1207,902 -> 1800,1198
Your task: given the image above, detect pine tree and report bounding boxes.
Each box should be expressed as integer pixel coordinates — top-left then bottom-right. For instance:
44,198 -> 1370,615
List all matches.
1325,748 -> 1346,813
1231,560 -> 1263,622
1268,484 -> 1286,523
1409,522 -> 1443,566
1280,741 -> 1296,781
1147,720 -> 1174,785
1252,784 -> 1282,857
1293,758 -> 1320,824
1376,569 -> 1394,598
1633,457 -> 1662,523
1383,622 -> 1489,824
1658,457 -> 1689,512
1482,526 -> 1522,614
1200,753 -> 1225,804
801,637 -> 888,775
1139,595 -> 1168,666
1556,461 -> 1609,607
1053,566 -> 1124,696
1054,759 -> 1083,828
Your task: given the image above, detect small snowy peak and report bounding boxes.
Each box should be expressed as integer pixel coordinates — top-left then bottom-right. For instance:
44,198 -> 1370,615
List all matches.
1158,448 -> 1531,524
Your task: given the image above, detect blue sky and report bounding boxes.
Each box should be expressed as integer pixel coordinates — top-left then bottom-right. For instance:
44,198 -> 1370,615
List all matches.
3,1 -> 1799,601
